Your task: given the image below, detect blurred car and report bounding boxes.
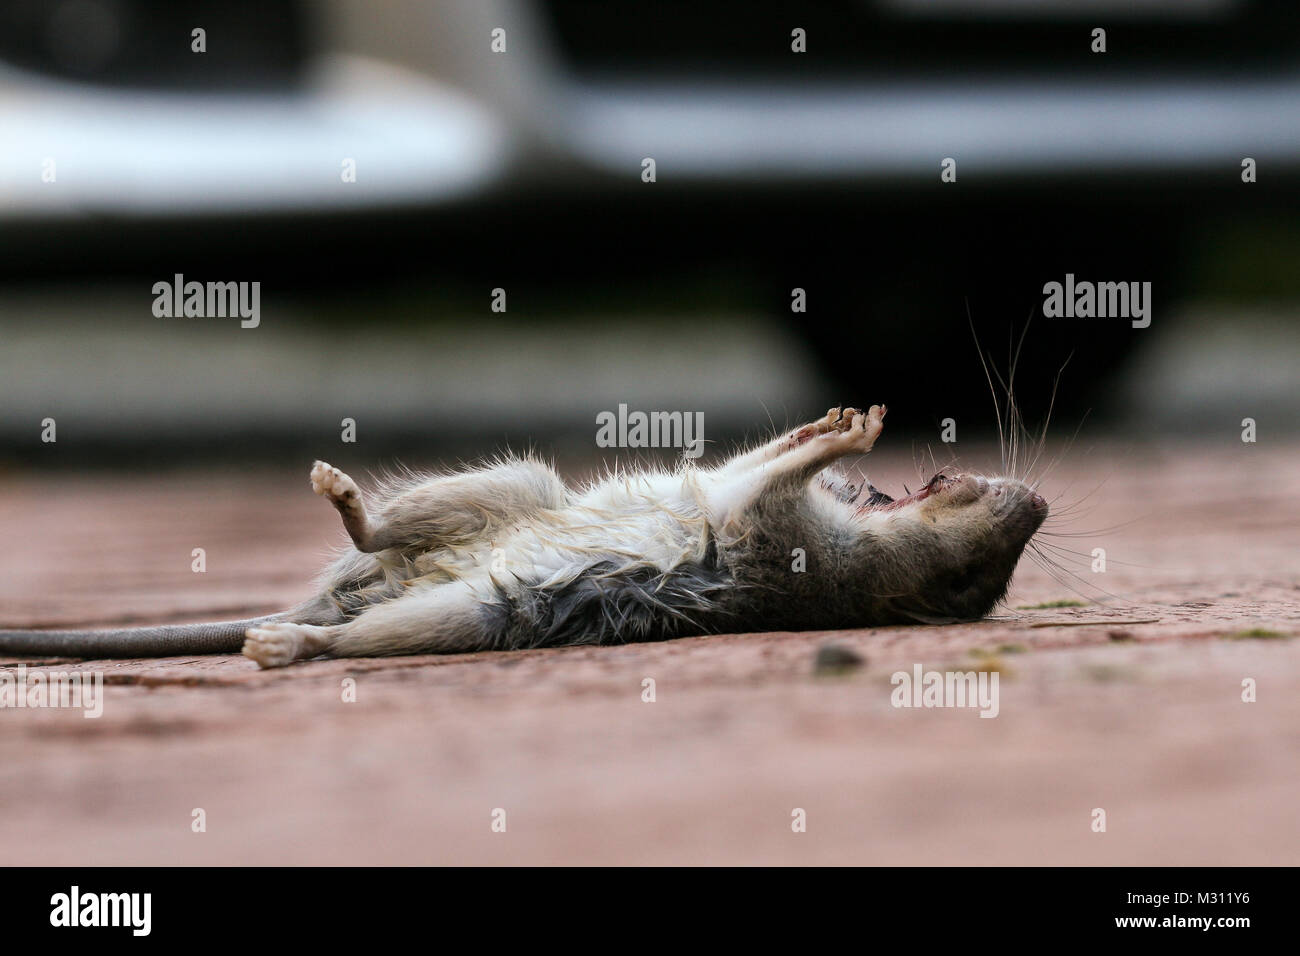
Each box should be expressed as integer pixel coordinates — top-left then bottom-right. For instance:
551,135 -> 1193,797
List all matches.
5,0 -> 1300,210
2,0 -> 1298,420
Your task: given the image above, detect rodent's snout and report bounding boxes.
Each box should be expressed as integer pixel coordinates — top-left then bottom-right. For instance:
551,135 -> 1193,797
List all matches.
985,478 -> 1049,526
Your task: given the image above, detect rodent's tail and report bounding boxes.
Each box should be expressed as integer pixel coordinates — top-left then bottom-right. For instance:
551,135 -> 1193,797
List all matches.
0,614 -> 284,659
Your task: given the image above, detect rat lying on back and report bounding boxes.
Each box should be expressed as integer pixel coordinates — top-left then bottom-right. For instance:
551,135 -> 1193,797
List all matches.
0,405 -> 1047,668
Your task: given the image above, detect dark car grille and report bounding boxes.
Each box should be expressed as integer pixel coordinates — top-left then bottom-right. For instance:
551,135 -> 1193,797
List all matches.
540,0 -> 1300,78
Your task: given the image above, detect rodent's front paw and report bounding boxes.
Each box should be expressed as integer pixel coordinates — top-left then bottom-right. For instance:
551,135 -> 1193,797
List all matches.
821,406 -> 862,434
789,406 -> 863,447
831,404 -> 886,453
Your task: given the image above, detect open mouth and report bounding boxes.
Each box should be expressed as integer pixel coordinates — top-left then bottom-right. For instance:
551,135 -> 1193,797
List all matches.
860,472 -> 963,512
858,473 -> 1047,519
867,484 -> 927,512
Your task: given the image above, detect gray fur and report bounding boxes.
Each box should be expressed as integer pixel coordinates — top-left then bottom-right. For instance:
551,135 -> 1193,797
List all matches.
481,554 -> 735,651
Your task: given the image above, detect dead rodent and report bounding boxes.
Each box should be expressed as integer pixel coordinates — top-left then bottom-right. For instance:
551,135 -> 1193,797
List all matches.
0,405 -> 1047,668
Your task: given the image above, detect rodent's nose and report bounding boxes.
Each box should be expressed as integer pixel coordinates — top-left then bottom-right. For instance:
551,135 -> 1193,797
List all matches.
1029,492 -> 1048,513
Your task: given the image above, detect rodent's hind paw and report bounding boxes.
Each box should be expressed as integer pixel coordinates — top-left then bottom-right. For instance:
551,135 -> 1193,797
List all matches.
242,622 -> 326,669
310,460 -> 360,504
